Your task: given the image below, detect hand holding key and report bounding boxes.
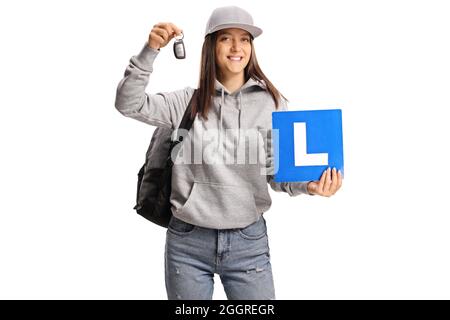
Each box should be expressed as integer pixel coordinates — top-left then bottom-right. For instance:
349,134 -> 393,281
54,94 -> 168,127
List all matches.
148,22 -> 183,50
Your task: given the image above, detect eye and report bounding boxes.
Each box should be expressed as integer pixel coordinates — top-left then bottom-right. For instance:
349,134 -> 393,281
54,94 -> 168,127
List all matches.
242,38 -> 250,42
220,36 -> 230,42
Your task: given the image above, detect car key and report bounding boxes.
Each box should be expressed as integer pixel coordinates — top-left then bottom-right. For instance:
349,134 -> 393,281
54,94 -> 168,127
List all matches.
173,33 -> 186,59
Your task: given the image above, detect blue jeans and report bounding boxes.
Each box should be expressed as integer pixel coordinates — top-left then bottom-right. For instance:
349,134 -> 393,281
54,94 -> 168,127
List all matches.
164,215 -> 275,300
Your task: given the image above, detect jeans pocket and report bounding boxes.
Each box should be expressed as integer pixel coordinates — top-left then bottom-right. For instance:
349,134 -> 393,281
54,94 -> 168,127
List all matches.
238,216 -> 267,240
168,216 -> 196,236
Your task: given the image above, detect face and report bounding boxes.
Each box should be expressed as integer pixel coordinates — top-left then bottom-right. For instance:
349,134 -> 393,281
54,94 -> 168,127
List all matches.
215,28 -> 252,79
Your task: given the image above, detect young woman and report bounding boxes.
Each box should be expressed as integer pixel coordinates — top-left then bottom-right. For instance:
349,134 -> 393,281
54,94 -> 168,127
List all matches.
115,6 -> 342,300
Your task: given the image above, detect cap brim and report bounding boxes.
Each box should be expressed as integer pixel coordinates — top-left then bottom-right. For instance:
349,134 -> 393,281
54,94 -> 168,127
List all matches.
206,23 -> 263,38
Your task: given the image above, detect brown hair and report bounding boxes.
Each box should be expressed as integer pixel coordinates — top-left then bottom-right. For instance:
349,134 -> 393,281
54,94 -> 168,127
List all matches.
191,32 -> 286,120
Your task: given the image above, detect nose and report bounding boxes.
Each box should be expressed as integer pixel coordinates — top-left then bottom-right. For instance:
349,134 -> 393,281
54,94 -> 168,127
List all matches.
231,39 -> 242,52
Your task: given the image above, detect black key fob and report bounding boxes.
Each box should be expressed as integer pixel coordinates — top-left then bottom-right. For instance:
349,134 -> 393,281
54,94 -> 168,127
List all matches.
173,33 -> 186,59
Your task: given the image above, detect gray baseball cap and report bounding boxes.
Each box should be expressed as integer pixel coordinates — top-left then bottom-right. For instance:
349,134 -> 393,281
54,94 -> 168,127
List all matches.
204,6 -> 263,38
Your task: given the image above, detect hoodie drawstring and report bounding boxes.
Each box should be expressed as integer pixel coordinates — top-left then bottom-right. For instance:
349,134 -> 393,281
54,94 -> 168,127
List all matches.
237,91 -> 243,146
218,88 -> 224,149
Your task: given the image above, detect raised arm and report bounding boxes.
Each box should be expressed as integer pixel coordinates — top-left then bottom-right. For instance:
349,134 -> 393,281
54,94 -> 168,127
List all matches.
114,23 -> 193,129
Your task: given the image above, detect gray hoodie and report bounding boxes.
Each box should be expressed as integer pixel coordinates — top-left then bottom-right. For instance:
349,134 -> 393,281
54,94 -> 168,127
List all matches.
115,43 -> 310,229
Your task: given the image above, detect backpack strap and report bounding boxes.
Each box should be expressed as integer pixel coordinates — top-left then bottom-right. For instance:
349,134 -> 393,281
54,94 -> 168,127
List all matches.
168,89 -> 198,166
177,89 -> 198,133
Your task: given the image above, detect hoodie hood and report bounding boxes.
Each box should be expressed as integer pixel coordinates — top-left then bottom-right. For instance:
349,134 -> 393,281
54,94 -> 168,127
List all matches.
214,78 -> 267,147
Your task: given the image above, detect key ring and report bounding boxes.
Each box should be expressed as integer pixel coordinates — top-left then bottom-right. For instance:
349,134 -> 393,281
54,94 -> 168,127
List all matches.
174,32 -> 184,40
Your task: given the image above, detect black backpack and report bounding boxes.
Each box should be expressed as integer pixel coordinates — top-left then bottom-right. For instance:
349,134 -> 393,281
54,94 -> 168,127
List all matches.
134,90 -> 198,228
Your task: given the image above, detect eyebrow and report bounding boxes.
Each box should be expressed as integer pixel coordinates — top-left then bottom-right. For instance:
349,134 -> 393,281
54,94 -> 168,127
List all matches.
218,32 -> 251,37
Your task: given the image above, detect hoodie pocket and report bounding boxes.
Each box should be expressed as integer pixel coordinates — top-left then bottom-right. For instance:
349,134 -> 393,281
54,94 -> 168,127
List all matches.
180,181 -> 259,226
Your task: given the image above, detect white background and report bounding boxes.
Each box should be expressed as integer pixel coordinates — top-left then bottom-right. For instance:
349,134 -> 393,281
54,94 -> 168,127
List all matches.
1,0 -> 449,299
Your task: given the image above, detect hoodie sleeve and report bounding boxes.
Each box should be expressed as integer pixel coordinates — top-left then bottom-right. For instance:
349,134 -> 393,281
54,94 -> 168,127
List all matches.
114,42 -> 193,129
265,98 -> 312,196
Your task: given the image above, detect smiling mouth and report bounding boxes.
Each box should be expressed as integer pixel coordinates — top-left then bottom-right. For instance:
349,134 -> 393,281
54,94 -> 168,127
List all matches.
227,56 -> 243,61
